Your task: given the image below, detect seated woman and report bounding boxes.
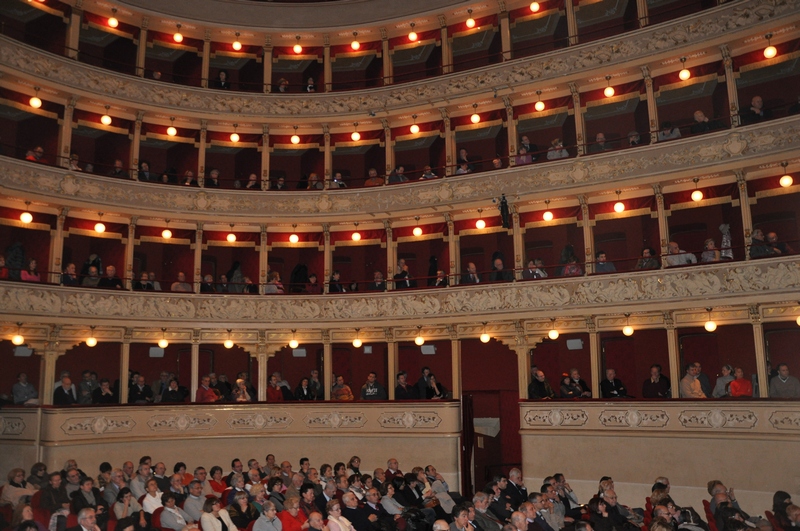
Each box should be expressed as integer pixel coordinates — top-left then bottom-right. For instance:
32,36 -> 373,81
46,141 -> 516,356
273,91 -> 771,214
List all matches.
277,497 -> 308,531
264,271 -> 285,294
547,138 -> 569,160
230,379 -> 253,403
426,374 -> 448,400
325,500 -> 356,531
208,467 -> 227,497
200,497 -> 236,531
253,501 -> 281,531
11,505 -> 46,531
266,478 -> 286,512
160,492 -> 197,531
227,491 -> 258,529
249,484 -> 269,515
727,367 -> 753,397
20,259 -> 40,282
700,238 -> 721,263
559,375 -> 584,399
113,488 -> 148,531
142,479 -> 163,514
226,474 -> 248,506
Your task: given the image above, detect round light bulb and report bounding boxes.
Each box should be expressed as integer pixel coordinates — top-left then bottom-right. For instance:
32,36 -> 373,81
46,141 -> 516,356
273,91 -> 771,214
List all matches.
470,113 -> 481,124
604,86 -> 615,98
548,329 -> 559,340
476,219 -> 486,229
351,40 -> 360,50
414,336 -> 425,346
167,126 -> 177,137
614,201 -> 625,213
289,339 -> 299,349
352,338 -> 363,348
410,124 -> 420,134
232,41 -> 242,51
679,68 -> 691,81
94,222 -> 106,233
101,114 -> 112,126
466,17 -> 476,28
162,229 -> 172,239
530,1 -> 540,11
412,227 -> 423,237
691,189 -> 704,202
289,234 -> 299,243
351,232 -> 361,241
227,233 -> 236,242
408,31 -> 418,42
480,333 -> 490,343
291,134 -> 300,144
543,211 -> 554,222
29,96 -> 42,109
622,325 -> 634,337
535,101 -> 545,112
108,17 -> 119,28
20,212 -> 33,224
293,44 -> 303,54
764,45 -> 777,59
779,175 -> 793,187
351,131 -> 361,141
224,339 -> 234,349
158,338 -> 169,348
230,132 -> 240,143
173,32 -> 183,43
796,316 -> 800,326
11,334 -> 25,346
704,320 -> 717,332
86,337 -> 97,347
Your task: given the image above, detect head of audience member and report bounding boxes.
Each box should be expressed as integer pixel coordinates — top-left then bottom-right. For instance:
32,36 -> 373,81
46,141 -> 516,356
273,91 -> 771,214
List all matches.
668,241 -> 681,255
493,258 -> 504,271
595,133 -> 606,146
694,110 -> 709,123
492,158 -> 503,169
751,95 -> 764,111
628,131 -> 640,145
596,251 -> 607,263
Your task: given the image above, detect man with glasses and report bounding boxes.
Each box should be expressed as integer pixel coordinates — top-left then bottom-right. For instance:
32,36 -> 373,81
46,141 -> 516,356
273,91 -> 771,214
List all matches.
67,508 -> 101,531
103,469 -> 127,506
65,469 -> 83,496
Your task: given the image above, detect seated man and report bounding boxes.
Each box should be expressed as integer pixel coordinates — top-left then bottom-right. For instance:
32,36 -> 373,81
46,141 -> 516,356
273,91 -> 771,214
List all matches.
129,375 -> 154,403
26,146 -> 48,164
665,241 -> 697,267
331,375 -> 354,401
588,133 -> 610,154
490,258 -> 514,282
420,166 -> 438,180
364,168 -> 384,187
690,110 -> 722,134
82,266 -> 101,287
53,376 -> 77,405
98,265 -> 123,289
395,372 -> 419,400
600,369 -> 629,398
627,131 -> 641,146
750,228 -> 781,258
657,121 -> 681,141
522,259 -> 547,279
108,159 -> 127,178
520,136 -> 538,161
769,363 -> 800,398
641,364 -> 671,399
360,372 -> 388,400
199,275 -> 215,293
461,262 -> 482,284
741,95 -> 772,125
680,363 -> 706,398
393,259 -> 416,289
433,270 -> 449,287
271,176 -> 287,190
171,272 -> 193,292
568,369 -> 592,397
766,231 -> 795,255
528,370 -> 555,400
332,172 -> 348,188
594,251 -> 616,273
367,271 -> 387,291
635,247 -> 659,270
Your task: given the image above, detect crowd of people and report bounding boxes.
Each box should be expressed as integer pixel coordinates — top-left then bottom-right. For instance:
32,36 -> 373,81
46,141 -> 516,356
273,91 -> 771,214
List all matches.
0,451 -> 794,531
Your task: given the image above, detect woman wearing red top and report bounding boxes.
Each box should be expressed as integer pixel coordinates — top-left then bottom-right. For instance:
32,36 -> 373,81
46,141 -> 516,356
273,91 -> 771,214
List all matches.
278,497 -> 309,531
266,375 -> 284,402
728,367 -> 753,397
208,466 -> 227,497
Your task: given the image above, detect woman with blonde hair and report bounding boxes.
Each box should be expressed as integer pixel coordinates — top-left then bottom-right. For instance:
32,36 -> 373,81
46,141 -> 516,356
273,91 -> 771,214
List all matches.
200,497 -> 236,531
1,469 -> 38,508
325,500 -> 356,531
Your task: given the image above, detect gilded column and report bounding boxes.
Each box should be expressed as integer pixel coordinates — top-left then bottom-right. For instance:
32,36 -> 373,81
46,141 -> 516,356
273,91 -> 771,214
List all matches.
193,222 -> 204,293
664,311 -> 680,398
579,196 -> 593,275
119,329 -> 132,404
445,213 -> 458,284
262,38 -> 273,93
323,124 -> 332,188
382,119 -> 394,174
498,2 -> 512,60
439,15 -> 453,74
323,224 -> 332,294
736,171 -> 753,260
449,326 -> 461,399
569,83 -> 586,156
65,6 -> 82,59
385,220 -> 395,291
322,330 -> 332,400
191,329 -> 201,400
721,45 -> 740,127
511,205 -> 523,279
201,31 -> 211,88
58,97 -> 78,168
749,305 -> 768,398
565,0 -> 579,45
381,27 -> 392,85
49,207 -> 68,284
440,108 -> 454,176
323,34 -> 332,92
198,120 -> 208,187
259,224 -> 269,295
653,184 -> 669,265
261,124 -> 270,189
124,217 -> 138,290
135,18 -> 149,77
587,317 -> 600,398
504,96 -> 518,166
386,328 -> 397,400
130,111 -> 144,179
642,66 -> 659,144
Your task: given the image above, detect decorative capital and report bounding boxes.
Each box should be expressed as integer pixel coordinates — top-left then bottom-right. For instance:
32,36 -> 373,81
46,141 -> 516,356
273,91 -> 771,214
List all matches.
123,328 -> 133,342
447,324 -> 459,340
498,0 -> 508,13
323,34 -> 330,47
262,124 -> 270,136
322,124 -> 330,135
204,30 -> 212,42
200,119 -> 208,132
383,219 -> 392,231
192,329 -> 202,343
380,27 -> 388,40
58,207 -> 70,222
264,35 -> 272,47
640,65 -> 651,80
438,14 -> 447,28
67,96 -> 79,110
502,95 -> 514,116
321,329 -> 331,343
384,327 -> 395,342
381,118 -> 391,133
662,311 -> 675,329
140,16 -> 149,29
719,44 -> 732,63
585,316 -> 596,334
443,212 -> 452,224
129,216 -> 139,229
748,304 -> 761,324
196,221 -> 204,232
438,107 -> 450,121
135,110 -> 146,123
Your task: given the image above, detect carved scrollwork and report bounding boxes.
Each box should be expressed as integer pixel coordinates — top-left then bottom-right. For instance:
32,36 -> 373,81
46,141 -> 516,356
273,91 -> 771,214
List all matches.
768,411 -> 800,430
377,411 -> 443,429
678,409 -> 757,429
523,409 -> 588,427
226,412 -> 293,430
598,409 -> 669,428
0,416 -> 26,436
304,411 -> 367,429
147,413 -> 217,432
61,416 -> 136,435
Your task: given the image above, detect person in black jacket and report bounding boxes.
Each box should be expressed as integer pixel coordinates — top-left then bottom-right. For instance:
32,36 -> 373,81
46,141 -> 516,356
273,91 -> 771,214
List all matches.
329,270 -> 345,293
54,377 -> 77,405
128,375 -> 154,404
92,379 -> 117,404
600,369 -> 631,399
160,380 -> 187,403
71,478 -> 109,531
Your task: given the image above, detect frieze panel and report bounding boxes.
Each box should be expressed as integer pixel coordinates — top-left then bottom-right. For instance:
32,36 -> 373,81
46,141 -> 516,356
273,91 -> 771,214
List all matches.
226,412 -> 293,430
60,416 -> 136,435
598,409 -> 669,428
1,0 -> 797,117
768,411 -> 800,431
147,413 -> 217,432
523,409 -> 588,427
377,411 -> 443,429
678,409 -> 758,429
0,416 -> 26,436
304,412 -> 367,429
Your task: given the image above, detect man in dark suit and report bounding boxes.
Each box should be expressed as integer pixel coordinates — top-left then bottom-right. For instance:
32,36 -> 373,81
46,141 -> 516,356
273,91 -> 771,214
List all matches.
71,479 -> 109,530
363,488 -> 397,531
460,262 -> 481,284
504,469 -> 528,510
67,508 -> 102,531
527,494 -> 556,531
315,480 -> 337,518
367,271 -> 387,291
342,492 -> 374,531
54,377 -> 77,405
489,258 -> 514,282
433,270 -> 449,288
393,259 -> 416,289
600,369 -> 630,398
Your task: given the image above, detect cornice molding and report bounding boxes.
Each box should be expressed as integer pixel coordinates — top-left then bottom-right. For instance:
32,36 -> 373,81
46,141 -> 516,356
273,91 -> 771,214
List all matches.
1,257 -> 798,328
1,118 -> 796,220
2,0 -> 797,119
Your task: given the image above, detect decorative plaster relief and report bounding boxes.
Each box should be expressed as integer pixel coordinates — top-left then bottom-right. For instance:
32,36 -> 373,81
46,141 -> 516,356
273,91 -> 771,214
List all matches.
523,409 -> 588,427
678,409 -> 757,429
377,411 -> 443,429
60,416 -> 135,435
0,416 -> 26,436
598,409 -> 669,428
304,412 -> 367,429
768,411 -> 800,431
0,0 -> 796,116
147,413 -> 217,432
226,412 -> 293,430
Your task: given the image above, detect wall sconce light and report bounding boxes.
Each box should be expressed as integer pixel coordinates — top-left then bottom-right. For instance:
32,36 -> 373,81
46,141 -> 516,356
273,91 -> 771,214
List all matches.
162,220 -> 172,240
351,122 -> 361,141
410,114 -> 420,134
94,212 -> 106,233
470,103 -> 481,124
779,162 -> 793,188
352,222 -> 361,241
413,216 -> 423,237
293,36 -> 303,54
108,8 -> 119,28
158,328 -> 169,348
691,178 -> 703,202
101,105 -> 112,126
11,322 -> 25,346
224,329 -> 234,349
289,224 -> 299,243
622,313 -> 634,336
167,117 -> 177,137
291,126 -> 300,145
678,57 -> 691,81
763,33 -> 777,59
230,124 -> 240,143
480,322 -> 490,343
232,32 -> 242,51
173,23 -> 184,43
408,23 -> 418,42
289,329 -> 299,349
353,328 -> 362,348
466,9 -> 476,28
351,32 -> 360,50
475,208 -> 486,229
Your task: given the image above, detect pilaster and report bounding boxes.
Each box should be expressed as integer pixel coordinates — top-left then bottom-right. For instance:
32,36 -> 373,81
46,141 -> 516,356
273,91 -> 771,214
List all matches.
664,311 -> 681,398
323,224 -> 332,293
439,15 -> 453,74
198,120 -> 208,187
322,330 -> 332,400
124,217 -> 138,289
586,317 -> 600,398
653,184 -> 669,261
569,83 -> 585,156
579,196 -> 593,274
119,328 -> 132,404
49,207 -> 69,284
642,66 -> 659,144
721,45 -> 740,127
750,305 -> 768,398
736,171 -> 753,260
130,111 -> 145,178
194,222 -> 204,293
58,97 -> 78,168
503,96 -> 517,166
448,326 -> 461,399
190,329 -> 201,400
261,124 -> 270,188
323,34 -> 332,92
386,328 -> 398,400
440,108 -> 454,176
